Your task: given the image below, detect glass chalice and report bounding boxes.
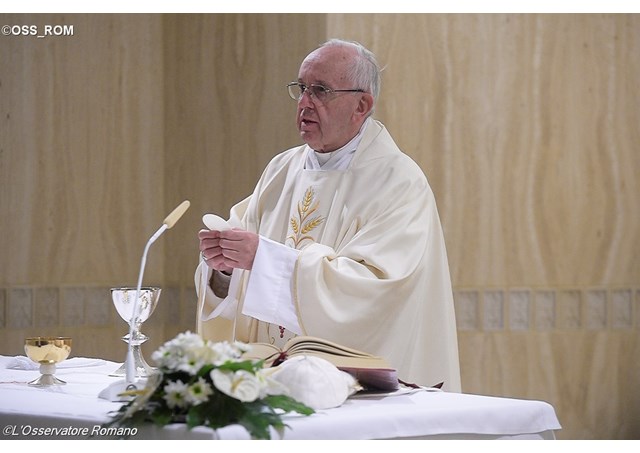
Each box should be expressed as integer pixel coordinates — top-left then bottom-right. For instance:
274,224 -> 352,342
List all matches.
110,286 -> 161,378
24,336 -> 72,386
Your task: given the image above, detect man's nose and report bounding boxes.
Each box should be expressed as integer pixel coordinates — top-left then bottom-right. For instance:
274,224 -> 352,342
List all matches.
298,89 -> 315,108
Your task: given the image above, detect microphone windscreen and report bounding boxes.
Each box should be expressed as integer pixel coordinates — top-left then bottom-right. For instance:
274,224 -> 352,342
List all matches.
163,200 -> 190,228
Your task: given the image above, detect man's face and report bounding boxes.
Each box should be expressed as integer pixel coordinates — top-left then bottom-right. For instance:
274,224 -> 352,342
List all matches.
295,46 -> 366,152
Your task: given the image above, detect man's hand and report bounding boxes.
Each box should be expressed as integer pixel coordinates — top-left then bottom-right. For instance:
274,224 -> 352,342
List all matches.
199,228 -> 259,272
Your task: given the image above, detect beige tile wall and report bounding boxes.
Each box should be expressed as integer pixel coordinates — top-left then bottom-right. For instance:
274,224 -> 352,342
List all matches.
0,13 -> 638,439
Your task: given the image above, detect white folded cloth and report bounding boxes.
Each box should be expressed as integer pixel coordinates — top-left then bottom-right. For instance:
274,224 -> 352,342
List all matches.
5,356 -> 107,370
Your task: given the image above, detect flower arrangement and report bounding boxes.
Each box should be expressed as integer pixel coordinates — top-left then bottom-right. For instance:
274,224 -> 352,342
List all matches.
103,332 -> 314,439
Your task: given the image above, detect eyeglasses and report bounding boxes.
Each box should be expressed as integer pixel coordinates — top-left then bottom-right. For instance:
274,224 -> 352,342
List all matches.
287,82 -> 365,103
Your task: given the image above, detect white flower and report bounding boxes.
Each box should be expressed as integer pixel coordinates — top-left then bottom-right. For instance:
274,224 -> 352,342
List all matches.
185,377 -> 214,405
174,352 -> 207,375
208,341 -> 245,365
232,341 -> 251,354
211,369 -> 261,402
152,331 -> 204,371
163,380 -> 189,409
151,332 -> 250,375
256,367 -> 289,398
151,344 -> 181,370
174,331 -> 205,349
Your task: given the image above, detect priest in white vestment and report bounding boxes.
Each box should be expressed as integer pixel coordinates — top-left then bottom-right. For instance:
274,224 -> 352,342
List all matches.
196,39 -> 461,392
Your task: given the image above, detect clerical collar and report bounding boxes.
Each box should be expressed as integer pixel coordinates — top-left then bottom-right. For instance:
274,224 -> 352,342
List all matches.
305,118 -> 371,171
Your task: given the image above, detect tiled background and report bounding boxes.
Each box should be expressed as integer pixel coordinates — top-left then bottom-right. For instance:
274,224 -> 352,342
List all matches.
454,287 -> 638,332
1,284 -> 636,354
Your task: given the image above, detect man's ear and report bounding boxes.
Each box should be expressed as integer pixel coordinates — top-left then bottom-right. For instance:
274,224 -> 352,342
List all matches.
355,93 -> 374,118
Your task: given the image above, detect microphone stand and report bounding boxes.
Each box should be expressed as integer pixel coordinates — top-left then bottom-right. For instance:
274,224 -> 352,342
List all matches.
99,201 -> 190,401
124,223 -> 167,384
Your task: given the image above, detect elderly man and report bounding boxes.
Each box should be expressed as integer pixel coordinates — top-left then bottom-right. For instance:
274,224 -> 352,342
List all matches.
196,38 -> 461,392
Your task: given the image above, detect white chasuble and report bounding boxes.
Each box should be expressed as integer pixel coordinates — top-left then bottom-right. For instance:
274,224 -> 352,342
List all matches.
195,120 -> 462,392
255,173 -> 342,349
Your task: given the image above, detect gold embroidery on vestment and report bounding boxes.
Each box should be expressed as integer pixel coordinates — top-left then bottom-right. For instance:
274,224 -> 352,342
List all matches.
287,186 -> 325,249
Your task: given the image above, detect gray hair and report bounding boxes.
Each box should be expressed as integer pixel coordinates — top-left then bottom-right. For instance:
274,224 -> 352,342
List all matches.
320,38 -> 382,104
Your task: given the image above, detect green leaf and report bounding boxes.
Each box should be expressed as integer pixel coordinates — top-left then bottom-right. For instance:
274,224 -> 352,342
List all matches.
186,404 -> 207,429
197,363 -> 214,377
150,409 -> 173,427
203,393 -> 246,429
238,410 -> 286,440
217,360 -> 258,373
263,394 -> 315,415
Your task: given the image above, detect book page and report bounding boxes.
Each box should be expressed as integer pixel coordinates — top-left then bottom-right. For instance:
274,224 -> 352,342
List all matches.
244,336 -> 399,391
285,336 -> 390,362
244,342 -> 281,363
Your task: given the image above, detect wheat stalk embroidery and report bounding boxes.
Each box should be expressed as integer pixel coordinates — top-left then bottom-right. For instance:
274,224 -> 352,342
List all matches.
287,186 -> 325,248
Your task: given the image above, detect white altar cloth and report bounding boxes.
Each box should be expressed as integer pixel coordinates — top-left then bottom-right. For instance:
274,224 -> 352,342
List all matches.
0,355 -> 561,440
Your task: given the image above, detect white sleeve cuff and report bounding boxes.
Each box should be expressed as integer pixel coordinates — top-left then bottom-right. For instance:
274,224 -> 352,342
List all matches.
242,236 -> 302,335
196,261 -> 239,322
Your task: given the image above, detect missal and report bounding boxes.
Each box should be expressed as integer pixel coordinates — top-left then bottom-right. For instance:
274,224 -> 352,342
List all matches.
244,336 -> 400,392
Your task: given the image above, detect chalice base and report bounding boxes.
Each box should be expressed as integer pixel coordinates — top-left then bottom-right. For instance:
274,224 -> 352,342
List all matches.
28,363 -> 66,386
109,344 -> 156,378
98,377 -> 148,402
28,374 -> 67,386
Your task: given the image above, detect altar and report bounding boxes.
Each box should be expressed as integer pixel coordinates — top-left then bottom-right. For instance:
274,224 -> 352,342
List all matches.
0,355 -> 561,440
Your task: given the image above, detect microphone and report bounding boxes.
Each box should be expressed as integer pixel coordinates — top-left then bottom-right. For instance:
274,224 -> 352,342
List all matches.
99,200 -> 190,401
126,200 -> 190,383
164,200 -> 191,229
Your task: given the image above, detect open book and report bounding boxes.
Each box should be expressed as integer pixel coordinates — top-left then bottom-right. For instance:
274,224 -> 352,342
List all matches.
244,336 -> 399,392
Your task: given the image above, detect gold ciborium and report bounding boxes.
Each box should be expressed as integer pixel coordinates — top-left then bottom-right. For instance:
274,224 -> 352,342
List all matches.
24,337 -> 72,386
